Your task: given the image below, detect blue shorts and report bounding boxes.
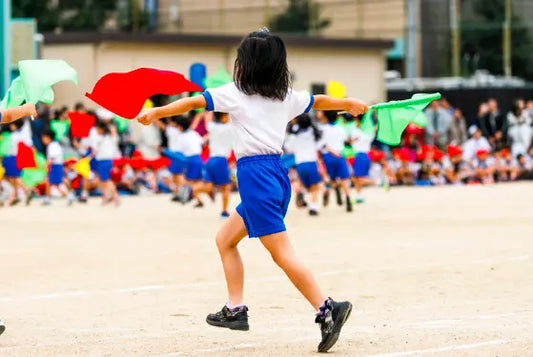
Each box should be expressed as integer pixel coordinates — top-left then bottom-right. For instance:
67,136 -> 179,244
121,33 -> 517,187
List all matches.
185,155 -> 203,181
204,157 -> 231,186
90,157 -> 98,172
236,155 -> 291,238
322,153 -> 350,180
2,156 -> 21,178
97,159 -> 113,181
296,162 -> 322,188
281,154 -> 296,170
49,164 -> 64,185
353,152 -> 371,177
169,152 -> 186,175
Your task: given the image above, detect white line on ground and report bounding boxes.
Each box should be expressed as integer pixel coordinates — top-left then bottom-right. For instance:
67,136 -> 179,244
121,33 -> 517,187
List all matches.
0,255 -> 529,303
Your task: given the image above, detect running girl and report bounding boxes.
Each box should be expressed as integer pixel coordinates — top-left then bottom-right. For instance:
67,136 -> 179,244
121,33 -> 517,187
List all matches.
93,122 -> 120,205
41,130 -> 75,205
136,29 -> 367,352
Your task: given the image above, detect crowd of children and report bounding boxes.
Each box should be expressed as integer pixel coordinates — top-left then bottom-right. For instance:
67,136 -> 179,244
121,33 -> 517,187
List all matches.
1,99 -> 533,213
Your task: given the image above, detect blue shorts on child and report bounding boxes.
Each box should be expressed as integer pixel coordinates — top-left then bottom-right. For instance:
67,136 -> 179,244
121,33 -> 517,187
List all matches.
169,152 -> 186,175
353,152 -> 371,177
2,156 -> 21,178
204,156 -> 231,186
322,153 -> 350,180
49,164 -> 64,185
296,161 -> 322,188
97,159 -> 113,181
236,155 -> 291,238
185,155 -> 203,181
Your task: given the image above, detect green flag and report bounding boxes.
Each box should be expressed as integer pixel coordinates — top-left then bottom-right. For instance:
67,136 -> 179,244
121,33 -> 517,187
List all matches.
360,110 -> 376,137
50,120 -> 70,141
18,59 -> 78,104
0,132 -> 12,157
204,66 -> 232,89
35,152 -> 47,168
0,77 -> 55,109
373,93 -> 440,146
114,115 -> 129,133
21,168 -> 47,188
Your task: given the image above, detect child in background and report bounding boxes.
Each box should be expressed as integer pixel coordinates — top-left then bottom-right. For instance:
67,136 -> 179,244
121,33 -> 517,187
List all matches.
350,114 -> 375,203
177,116 -> 205,207
136,29 -> 367,352
317,110 -> 353,212
93,122 -> 120,205
287,113 -> 323,216
158,117 -> 186,202
192,112 -> 233,217
41,130 -> 75,205
473,149 -> 495,184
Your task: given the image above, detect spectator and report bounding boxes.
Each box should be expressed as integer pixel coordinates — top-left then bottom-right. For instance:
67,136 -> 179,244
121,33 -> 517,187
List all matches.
448,108 -> 467,145
526,100 -> 533,126
516,154 -> 533,180
507,99 -> 532,156
463,126 -> 490,162
425,100 -> 452,150
480,99 -> 506,150
469,102 -> 488,128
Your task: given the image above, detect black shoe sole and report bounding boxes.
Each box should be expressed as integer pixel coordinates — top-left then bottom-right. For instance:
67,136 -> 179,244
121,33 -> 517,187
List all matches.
318,302 -> 353,353
0,324 -> 5,336
206,318 -> 249,331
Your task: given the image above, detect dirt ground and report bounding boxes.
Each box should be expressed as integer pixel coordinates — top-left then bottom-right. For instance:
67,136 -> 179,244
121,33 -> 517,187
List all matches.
1,183 -> 532,356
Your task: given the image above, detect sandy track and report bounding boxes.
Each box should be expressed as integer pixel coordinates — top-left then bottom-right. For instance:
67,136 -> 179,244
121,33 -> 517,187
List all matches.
1,183 -> 532,356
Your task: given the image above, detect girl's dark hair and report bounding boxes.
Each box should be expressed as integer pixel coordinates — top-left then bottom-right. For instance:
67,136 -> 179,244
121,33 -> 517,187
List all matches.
96,121 -> 110,135
324,110 -> 338,124
234,29 -> 291,101
41,129 -> 56,141
214,112 -> 226,123
176,116 -> 191,131
295,114 -> 322,141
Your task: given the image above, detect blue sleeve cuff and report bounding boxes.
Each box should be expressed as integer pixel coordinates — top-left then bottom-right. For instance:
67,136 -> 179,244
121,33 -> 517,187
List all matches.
202,91 -> 214,111
304,94 -> 315,113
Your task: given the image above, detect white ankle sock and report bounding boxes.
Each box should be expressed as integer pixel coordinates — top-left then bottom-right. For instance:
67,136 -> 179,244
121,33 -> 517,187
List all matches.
226,301 -> 245,310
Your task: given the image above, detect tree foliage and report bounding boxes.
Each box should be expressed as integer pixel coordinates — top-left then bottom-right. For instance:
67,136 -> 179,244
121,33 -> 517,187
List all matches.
269,0 -> 330,35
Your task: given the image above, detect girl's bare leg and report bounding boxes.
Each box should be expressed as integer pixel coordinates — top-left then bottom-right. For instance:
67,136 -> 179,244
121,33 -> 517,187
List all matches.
260,231 -> 325,310
215,211 -> 248,305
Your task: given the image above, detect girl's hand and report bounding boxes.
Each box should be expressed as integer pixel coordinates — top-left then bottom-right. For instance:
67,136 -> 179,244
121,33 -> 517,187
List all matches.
347,99 -> 368,117
23,103 -> 38,118
137,108 -> 158,126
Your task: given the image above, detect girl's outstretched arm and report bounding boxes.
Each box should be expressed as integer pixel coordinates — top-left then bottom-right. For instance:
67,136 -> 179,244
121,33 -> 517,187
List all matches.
0,103 -> 37,124
137,96 -> 206,126
313,95 -> 368,117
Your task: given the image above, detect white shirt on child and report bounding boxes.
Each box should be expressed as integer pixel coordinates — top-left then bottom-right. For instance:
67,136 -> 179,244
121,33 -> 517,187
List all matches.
462,137 -> 491,161
180,130 -> 203,157
319,124 -> 347,155
207,122 -> 233,158
204,82 -> 313,160
350,127 -> 374,153
94,134 -> 119,160
286,130 -> 320,164
165,126 -> 183,152
46,141 -> 63,164
8,120 -> 33,155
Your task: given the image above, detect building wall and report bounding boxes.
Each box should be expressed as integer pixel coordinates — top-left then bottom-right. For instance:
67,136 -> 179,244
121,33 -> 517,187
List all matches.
43,41 -> 386,109
157,0 -> 405,40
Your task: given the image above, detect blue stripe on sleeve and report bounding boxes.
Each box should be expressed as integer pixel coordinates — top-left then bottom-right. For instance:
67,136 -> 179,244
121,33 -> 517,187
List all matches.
304,94 -> 315,113
202,91 -> 214,111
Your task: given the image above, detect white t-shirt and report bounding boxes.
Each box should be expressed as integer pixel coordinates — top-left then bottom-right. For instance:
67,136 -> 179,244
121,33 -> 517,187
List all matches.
319,123 -> 347,155
350,127 -> 374,153
286,129 -> 319,164
165,126 -> 183,152
180,130 -> 203,157
462,137 -> 490,161
207,122 -> 233,158
204,83 -> 313,160
94,134 -> 119,160
7,120 -> 33,155
46,141 -> 63,164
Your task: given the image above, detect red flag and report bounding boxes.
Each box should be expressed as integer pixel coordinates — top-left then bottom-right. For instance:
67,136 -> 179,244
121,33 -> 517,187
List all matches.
69,112 -> 96,138
85,68 -> 203,119
16,143 -> 36,170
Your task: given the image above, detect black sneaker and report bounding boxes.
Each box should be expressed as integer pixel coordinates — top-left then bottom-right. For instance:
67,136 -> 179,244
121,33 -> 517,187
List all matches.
0,319 -> 5,336
309,209 -> 319,216
296,192 -> 307,208
315,298 -> 352,353
171,195 -> 181,202
206,305 -> 249,331
323,190 -> 330,207
335,187 -> 342,206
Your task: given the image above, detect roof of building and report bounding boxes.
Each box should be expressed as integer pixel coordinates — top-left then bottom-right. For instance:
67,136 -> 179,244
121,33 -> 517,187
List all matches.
43,32 -> 393,50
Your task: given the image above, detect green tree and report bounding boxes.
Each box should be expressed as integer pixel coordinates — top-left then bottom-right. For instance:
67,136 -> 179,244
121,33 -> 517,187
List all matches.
461,0 -> 533,80
269,0 -> 330,35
